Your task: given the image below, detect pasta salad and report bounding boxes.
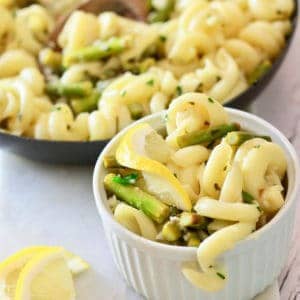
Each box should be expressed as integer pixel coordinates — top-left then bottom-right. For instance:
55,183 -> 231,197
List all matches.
102,92 -> 288,291
0,0 -> 295,141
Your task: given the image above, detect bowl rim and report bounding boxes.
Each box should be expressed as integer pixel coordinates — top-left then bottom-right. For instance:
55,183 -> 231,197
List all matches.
93,108 -> 299,259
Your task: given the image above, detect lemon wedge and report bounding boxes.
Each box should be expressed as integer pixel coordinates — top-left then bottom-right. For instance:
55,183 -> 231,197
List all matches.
14,247 -> 75,300
116,123 -> 192,211
0,246 -> 52,299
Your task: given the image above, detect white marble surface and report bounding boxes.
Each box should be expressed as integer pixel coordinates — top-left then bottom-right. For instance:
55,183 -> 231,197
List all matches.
0,15 -> 299,300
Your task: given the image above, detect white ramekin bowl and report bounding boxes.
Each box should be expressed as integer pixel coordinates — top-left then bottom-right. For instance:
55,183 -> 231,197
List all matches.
93,108 -> 299,300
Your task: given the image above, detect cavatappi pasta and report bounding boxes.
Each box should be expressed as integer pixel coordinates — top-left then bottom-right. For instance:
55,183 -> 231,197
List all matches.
0,0 -> 295,141
103,92 -> 288,291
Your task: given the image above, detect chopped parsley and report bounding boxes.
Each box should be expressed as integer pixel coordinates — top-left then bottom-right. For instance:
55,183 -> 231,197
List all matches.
208,97 -> 215,103
146,79 -> 154,86
120,90 -> 127,97
113,173 -> 139,185
254,145 -> 261,149
159,35 -> 167,42
176,85 -> 183,96
216,272 -> 226,280
242,191 -> 255,204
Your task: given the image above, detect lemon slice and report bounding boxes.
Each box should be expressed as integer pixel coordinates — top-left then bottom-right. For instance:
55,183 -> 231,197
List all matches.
116,123 -> 192,211
15,247 -> 75,300
0,246 -> 51,299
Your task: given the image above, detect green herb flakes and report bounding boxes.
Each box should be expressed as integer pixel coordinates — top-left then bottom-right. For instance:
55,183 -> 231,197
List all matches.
216,272 -> 226,280
113,173 -> 138,185
242,191 -> 255,204
146,79 -> 154,86
176,85 -> 183,96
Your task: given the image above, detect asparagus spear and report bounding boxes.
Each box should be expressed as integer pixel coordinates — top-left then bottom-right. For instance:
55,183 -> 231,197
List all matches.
177,123 -> 240,148
225,131 -> 272,146
39,48 -> 62,71
148,0 -> 175,23
104,173 -> 170,224
66,37 -> 128,64
161,221 -> 181,242
128,103 -> 144,120
179,212 -> 207,229
46,81 -> 93,98
71,92 -> 100,114
248,60 -> 272,85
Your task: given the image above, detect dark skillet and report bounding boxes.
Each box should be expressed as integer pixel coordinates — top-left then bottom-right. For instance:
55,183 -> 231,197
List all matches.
0,0 -> 298,165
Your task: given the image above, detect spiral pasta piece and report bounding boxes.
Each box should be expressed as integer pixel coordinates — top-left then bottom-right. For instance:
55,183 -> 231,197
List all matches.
202,141 -> 233,198
182,196 -> 259,291
248,0 -> 295,21
235,138 -> 287,214
166,93 -> 228,147
166,1 -> 223,63
0,68 -> 51,135
0,6 -> 15,52
12,5 -> 54,55
100,68 -> 178,115
0,49 -> 37,78
179,48 -> 248,103
59,11 -> 100,59
114,203 -> 158,240
239,21 -> 290,59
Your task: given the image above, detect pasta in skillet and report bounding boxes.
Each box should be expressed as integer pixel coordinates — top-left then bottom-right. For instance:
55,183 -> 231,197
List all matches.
0,0 -> 295,141
103,92 -> 288,291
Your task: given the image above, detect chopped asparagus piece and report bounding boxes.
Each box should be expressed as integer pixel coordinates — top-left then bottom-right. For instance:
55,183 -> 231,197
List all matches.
184,232 -> 201,247
71,92 -> 100,114
179,212 -> 207,229
128,103 -> 144,120
104,173 -> 170,224
148,0 -> 175,23
225,131 -> 272,146
177,123 -> 240,148
66,37 -> 128,64
103,155 -> 120,168
46,81 -> 93,98
248,61 -> 272,85
39,48 -> 62,71
162,221 -> 181,242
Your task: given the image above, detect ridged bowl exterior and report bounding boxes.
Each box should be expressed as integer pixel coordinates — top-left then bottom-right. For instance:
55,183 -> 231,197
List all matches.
93,109 -> 299,300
